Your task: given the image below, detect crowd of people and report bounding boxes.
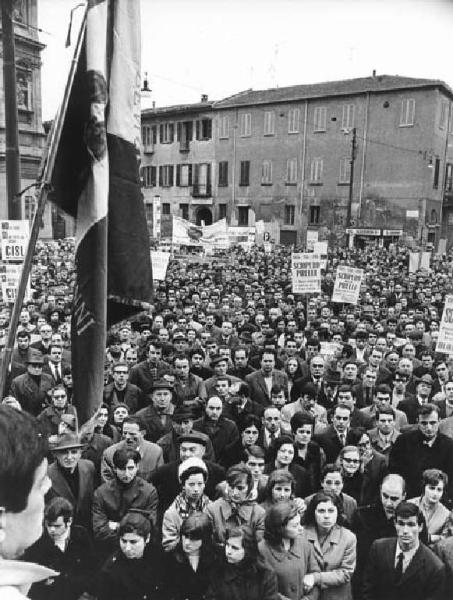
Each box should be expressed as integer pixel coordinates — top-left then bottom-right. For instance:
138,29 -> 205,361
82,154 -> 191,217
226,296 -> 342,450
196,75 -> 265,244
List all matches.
1,238 -> 453,599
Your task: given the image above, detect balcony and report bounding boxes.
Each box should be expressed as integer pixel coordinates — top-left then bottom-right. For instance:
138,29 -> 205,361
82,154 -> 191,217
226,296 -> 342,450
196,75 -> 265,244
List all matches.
143,143 -> 154,154
192,183 -> 212,198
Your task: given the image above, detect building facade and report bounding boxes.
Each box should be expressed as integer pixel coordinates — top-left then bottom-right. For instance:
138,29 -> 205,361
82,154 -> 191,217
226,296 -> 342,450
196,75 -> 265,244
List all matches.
0,0 -> 52,236
141,74 -> 453,249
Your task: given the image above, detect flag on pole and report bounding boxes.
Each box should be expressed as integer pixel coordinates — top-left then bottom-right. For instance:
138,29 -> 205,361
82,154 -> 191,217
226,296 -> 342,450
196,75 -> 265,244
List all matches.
49,0 -> 152,423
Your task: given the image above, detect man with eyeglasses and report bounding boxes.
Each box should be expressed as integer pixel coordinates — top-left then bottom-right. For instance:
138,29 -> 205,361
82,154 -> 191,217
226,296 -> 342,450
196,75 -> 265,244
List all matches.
389,403 -> 453,500
291,354 -> 330,409
31,323 -> 54,355
37,385 -> 78,439
103,360 -> 143,413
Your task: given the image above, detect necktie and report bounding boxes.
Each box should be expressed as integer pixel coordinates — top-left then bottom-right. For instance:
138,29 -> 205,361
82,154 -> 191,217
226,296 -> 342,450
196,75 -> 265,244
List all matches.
269,431 -> 276,446
340,433 -> 345,446
395,552 -> 404,581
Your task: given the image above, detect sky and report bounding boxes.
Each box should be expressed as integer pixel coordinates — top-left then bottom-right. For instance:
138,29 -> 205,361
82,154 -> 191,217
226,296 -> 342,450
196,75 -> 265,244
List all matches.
38,0 -> 453,121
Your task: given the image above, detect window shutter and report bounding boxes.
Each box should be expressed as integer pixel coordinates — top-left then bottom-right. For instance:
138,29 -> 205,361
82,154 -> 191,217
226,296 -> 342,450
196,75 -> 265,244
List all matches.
207,163 -> 211,185
188,164 -> 193,186
170,124 -> 175,142
245,161 -> 250,184
152,126 -> 157,144
151,166 -> 156,187
207,120 -> 212,139
177,123 -> 181,141
176,164 -> 181,186
169,165 -> 174,186
159,124 -> 163,142
159,166 -> 163,186
193,164 -> 199,184
195,120 -> 200,140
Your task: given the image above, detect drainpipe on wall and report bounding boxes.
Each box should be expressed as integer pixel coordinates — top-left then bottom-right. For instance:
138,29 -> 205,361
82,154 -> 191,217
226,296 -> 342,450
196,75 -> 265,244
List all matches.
438,99 -> 451,251
358,92 -> 370,222
298,100 -> 308,245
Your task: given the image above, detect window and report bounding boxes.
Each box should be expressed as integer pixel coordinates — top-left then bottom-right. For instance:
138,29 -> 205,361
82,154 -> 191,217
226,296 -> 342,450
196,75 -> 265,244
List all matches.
238,206 -> 249,226
261,160 -> 273,185
341,104 -> 355,129
218,161 -> 228,186
162,203 -> 170,215
240,113 -> 252,137
159,165 -> 174,187
219,115 -> 229,139
239,161 -> 250,186
286,158 -> 298,184
195,119 -> 212,140
177,121 -> 193,146
288,108 -> 300,133
159,122 -> 174,143
433,158 -> 441,189
176,164 -> 192,187
339,158 -> 351,184
310,158 -> 324,183
445,163 -> 453,191
284,205 -> 295,225
263,110 -> 275,135
219,204 -> 227,219
400,99 -> 415,127
193,163 -> 212,196
313,107 -> 327,132
180,203 -> 189,220
142,165 -> 156,187
141,125 -> 156,148
440,102 -> 448,130
309,206 -> 320,224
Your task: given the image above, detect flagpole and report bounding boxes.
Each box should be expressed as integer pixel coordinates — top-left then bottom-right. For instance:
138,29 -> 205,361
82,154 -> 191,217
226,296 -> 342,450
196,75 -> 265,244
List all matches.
0,10 -> 87,400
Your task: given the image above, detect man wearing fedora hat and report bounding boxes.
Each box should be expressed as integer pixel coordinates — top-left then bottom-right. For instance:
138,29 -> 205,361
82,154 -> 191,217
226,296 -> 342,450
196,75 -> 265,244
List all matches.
47,433 -> 95,531
10,350 -> 53,416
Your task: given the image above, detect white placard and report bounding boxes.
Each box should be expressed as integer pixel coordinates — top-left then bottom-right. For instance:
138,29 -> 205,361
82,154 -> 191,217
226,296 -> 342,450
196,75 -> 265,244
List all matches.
332,265 -> 363,304
409,252 -> 431,273
0,263 -> 30,303
0,220 -> 29,262
150,251 -> 170,281
152,196 -> 161,240
436,295 -> 453,355
291,253 -> 321,294
306,230 -> 318,251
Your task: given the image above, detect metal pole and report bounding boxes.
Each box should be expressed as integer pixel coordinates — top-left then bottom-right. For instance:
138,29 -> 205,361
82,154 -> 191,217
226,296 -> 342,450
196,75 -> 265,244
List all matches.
0,9 -> 87,399
1,0 -> 21,219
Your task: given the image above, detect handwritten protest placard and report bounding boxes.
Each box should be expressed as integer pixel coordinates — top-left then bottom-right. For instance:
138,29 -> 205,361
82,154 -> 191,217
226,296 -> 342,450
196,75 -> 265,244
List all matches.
332,265 -> 363,304
436,295 -> 453,355
291,253 -> 321,294
150,251 -> 170,281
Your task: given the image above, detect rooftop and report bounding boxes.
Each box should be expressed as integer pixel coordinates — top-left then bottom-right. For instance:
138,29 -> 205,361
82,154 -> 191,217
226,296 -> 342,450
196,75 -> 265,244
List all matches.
214,74 -> 453,109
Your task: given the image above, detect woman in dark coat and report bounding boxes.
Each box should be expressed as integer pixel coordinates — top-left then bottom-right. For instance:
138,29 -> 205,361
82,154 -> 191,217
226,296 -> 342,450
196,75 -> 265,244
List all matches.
96,512 -> 167,600
206,524 -> 278,600
165,512 -> 215,600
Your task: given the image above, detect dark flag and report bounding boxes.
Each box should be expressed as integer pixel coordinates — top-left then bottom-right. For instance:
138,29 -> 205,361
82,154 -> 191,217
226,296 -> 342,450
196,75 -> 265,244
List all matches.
49,0 -> 152,423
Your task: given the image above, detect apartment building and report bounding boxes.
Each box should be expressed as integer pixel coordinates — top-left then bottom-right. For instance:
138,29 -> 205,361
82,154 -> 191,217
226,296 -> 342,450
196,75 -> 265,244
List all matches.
141,74 -> 453,248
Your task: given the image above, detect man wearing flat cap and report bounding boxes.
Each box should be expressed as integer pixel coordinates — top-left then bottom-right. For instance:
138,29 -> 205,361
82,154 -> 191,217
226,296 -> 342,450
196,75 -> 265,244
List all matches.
10,349 -> 54,416
47,433 -> 95,530
151,430 -> 225,519
135,379 -> 175,442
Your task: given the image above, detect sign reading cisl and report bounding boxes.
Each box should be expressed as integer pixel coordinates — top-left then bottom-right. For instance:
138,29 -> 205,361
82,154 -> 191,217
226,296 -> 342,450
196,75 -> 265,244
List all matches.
0,220 -> 30,262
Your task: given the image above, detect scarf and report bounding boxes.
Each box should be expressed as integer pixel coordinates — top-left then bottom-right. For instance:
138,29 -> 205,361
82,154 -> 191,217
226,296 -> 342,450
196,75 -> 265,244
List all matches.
174,492 -> 210,520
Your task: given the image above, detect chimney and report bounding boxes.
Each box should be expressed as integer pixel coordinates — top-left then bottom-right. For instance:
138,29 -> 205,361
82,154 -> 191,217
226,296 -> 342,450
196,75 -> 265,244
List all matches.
152,101 -> 156,110
201,94 -> 208,102
372,69 -> 376,78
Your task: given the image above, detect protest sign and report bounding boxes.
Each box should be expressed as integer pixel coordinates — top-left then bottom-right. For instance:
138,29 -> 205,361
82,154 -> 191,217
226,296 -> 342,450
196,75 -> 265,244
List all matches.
409,251 -> 430,273
0,220 -> 29,262
291,253 -> 321,294
332,265 -> 363,304
150,251 -> 171,281
436,295 -> 453,355
313,241 -> 328,269
0,264 -> 30,303
306,230 -> 318,251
